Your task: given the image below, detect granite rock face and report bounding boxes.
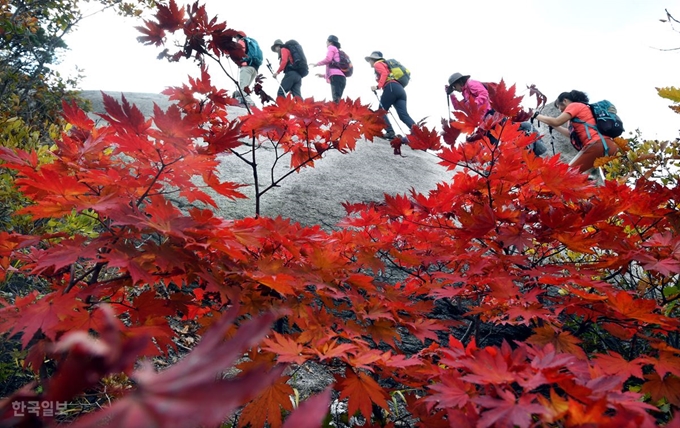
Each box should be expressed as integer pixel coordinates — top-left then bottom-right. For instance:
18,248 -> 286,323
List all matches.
77,90 -> 455,227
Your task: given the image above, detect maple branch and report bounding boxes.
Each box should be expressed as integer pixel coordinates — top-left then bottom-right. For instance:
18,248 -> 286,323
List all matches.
258,151 -> 324,199
201,51 -> 254,115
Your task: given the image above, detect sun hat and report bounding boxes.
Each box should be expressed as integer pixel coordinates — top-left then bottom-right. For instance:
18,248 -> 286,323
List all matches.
448,72 -> 470,86
364,51 -> 384,62
271,39 -> 284,52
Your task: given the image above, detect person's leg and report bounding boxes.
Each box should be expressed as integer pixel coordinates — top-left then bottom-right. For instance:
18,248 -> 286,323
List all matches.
569,138 -> 619,173
330,75 -> 346,103
280,72 -> 296,97
380,85 -> 397,137
285,71 -> 302,99
391,84 -> 415,130
238,66 -> 257,104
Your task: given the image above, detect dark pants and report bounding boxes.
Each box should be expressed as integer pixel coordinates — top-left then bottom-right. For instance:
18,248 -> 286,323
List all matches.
279,71 -> 302,99
379,81 -> 415,135
330,75 -> 346,103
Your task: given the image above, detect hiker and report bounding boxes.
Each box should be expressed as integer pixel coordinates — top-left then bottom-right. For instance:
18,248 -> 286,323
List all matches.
533,90 -> 618,173
233,31 -> 261,107
310,35 -> 346,103
365,51 -> 415,140
446,72 -> 491,117
446,72 -> 494,143
271,39 -> 303,99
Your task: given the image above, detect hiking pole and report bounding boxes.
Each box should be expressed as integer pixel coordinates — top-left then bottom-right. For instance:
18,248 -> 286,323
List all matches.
266,59 -> 287,97
372,89 -> 405,136
548,126 -> 556,156
446,93 -> 452,122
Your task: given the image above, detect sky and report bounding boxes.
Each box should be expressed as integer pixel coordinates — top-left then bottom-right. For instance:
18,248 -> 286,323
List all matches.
55,0 -> 679,140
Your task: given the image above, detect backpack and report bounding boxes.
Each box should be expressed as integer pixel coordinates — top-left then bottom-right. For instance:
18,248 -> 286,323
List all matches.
385,58 -> 410,87
243,36 -> 263,70
588,100 -> 624,138
283,40 -> 309,77
570,100 -> 623,155
330,49 -> 353,77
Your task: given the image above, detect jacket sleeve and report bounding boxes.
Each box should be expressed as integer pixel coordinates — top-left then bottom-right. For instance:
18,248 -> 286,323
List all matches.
374,61 -> 390,89
276,48 -> 291,74
316,46 -> 337,66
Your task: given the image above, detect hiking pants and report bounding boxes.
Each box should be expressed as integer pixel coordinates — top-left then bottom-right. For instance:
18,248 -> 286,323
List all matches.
330,75 -> 346,103
569,138 -> 619,173
279,71 -> 302,99
237,66 -> 257,103
380,81 -> 415,135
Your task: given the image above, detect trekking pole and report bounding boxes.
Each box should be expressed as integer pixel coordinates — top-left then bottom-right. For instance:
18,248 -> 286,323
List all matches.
446,92 -> 452,121
372,89 -> 405,136
266,59 -> 287,97
548,126 -> 556,156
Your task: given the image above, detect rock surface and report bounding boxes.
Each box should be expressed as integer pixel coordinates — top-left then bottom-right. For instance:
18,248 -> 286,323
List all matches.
78,90 -> 456,227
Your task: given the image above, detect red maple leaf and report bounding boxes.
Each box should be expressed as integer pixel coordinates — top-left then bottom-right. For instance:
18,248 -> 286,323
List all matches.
405,123 -> 441,151
67,308 -> 280,428
153,0 -> 185,31
475,389 -> 547,428
593,352 -> 645,380
239,375 -> 294,428
335,368 -> 389,419
261,332 -> 307,365
641,373 -> 680,406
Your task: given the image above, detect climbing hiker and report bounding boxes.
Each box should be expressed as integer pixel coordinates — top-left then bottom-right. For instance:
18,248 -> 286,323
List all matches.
446,72 -> 491,116
533,90 -> 618,174
233,31 -> 262,107
365,51 -> 415,140
271,39 -> 307,99
310,35 -> 348,103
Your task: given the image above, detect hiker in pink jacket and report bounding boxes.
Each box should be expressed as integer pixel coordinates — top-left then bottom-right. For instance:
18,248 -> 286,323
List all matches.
310,35 -> 346,103
446,72 -> 491,114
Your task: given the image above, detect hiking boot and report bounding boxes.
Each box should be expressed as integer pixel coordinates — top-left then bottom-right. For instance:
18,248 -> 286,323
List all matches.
383,131 -> 396,140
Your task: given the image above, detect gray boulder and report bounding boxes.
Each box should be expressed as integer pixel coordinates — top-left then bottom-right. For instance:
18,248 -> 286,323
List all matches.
77,90 -> 455,227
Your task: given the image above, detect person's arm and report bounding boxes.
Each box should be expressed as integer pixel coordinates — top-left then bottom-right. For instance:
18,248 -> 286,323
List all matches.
535,112 -> 571,136
314,46 -> 336,67
535,112 -> 571,128
374,61 -> 389,89
275,48 -> 291,74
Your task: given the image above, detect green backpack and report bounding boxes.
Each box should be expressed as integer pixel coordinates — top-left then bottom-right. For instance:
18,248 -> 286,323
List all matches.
385,58 -> 410,87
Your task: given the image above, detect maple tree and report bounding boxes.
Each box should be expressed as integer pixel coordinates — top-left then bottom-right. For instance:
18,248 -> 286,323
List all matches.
1,1 -> 680,427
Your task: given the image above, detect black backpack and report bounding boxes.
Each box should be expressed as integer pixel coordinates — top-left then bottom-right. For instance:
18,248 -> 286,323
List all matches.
283,40 -> 309,77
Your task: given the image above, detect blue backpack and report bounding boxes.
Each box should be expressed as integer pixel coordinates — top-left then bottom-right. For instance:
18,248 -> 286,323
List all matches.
243,37 -> 263,70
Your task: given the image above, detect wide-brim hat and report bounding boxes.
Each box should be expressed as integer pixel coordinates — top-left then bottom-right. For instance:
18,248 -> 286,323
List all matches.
364,51 -> 384,62
448,72 -> 470,86
271,39 -> 284,52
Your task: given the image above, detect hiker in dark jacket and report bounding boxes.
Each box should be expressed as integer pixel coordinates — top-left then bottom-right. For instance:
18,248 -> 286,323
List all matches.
365,51 -> 415,140
310,35 -> 346,103
533,90 -> 618,173
271,39 -> 302,99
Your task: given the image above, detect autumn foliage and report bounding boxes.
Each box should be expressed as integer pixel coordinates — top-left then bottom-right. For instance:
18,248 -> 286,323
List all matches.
1,1 -> 680,427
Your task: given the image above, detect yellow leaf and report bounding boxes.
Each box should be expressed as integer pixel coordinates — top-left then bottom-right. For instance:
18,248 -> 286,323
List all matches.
657,86 -> 680,103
